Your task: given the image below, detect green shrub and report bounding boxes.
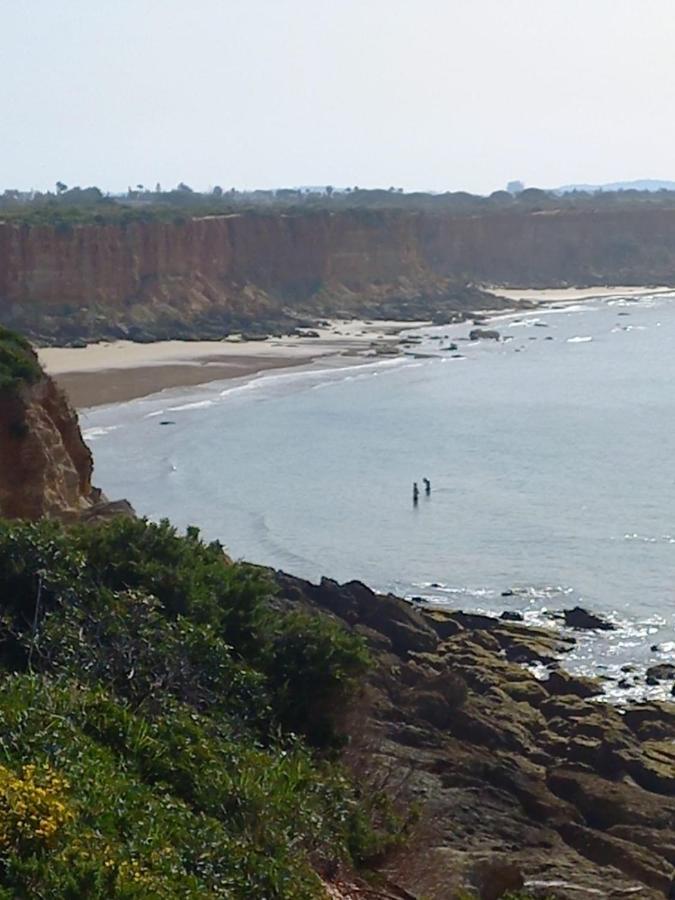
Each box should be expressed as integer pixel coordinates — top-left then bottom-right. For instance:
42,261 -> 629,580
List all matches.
262,611 -> 370,745
0,326 -> 42,391
0,517 -> 383,897
72,517 -> 270,646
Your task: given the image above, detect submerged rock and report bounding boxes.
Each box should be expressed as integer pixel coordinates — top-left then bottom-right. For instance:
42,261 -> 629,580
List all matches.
562,606 -> 615,631
500,610 -> 523,621
646,663 -> 675,682
469,328 -> 500,341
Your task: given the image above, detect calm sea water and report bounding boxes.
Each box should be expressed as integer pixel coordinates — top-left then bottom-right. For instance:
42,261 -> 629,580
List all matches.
82,294 -> 675,700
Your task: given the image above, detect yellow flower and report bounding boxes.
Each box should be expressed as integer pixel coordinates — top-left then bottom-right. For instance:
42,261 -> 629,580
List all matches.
0,762 -> 73,851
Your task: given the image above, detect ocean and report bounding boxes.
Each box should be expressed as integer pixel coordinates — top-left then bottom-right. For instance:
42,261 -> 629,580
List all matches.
82,293 -> 675,701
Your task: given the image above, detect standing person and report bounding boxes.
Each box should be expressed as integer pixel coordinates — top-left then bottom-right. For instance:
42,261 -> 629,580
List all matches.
413,482 -> 420,505
423,477 -> 431,496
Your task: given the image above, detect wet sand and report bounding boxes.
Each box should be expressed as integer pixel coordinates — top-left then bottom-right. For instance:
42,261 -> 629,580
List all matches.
53,356 -> 315,408
39,319 -> 427,408
40,290 -> 674,408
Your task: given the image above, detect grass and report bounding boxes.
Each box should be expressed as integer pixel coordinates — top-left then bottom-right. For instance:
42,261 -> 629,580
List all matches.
0,516 -> 401,898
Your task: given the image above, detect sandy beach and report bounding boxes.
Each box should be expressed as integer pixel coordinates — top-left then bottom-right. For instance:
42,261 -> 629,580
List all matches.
485,284 -> 674,303
39,320 -> 427,408
39,287 -> 674,409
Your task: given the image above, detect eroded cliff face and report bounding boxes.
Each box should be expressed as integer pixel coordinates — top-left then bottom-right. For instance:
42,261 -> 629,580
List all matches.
2,207 -> 675,342
0,365 -> 100,519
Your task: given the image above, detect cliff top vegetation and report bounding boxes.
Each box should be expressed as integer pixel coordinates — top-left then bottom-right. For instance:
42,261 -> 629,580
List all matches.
0,326 -> 43,391
4,182 -> 675,228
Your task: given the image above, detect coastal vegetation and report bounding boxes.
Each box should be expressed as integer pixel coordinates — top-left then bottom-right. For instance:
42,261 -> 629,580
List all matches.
4,182 -> 675,227
0,327 -> 42,391
0,516 -> 400,898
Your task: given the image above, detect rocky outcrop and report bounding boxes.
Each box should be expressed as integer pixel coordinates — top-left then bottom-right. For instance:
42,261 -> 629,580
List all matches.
2,205 -> 675,343
469,328 -> 500,341
0,346 -> 126,521
562,606 -> 615,631
276,573 -> 675,898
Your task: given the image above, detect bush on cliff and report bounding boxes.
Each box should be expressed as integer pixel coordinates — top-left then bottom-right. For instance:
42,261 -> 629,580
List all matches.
0,326 -> 42,391
0,516 -> 382,898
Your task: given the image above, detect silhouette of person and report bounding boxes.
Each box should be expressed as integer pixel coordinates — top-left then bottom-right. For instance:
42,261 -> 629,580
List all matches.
413,482 -> 420,505
423,478 -> 431,496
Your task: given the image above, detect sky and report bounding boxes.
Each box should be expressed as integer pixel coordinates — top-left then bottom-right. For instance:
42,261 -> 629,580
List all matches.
3,0 -> 675,195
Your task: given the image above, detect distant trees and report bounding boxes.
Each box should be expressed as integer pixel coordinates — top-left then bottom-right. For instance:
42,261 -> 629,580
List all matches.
212,185 -> 223,198
55,181 -> 68,194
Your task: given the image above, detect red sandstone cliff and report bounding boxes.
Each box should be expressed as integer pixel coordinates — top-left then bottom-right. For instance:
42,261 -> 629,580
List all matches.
1,207 -> 675,342
0,348 -> 128,520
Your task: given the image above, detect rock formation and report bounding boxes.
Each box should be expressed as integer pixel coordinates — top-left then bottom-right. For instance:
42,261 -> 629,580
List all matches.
2,205 -> 675,343
0,332 -> 128,520
276,573 -> 675,898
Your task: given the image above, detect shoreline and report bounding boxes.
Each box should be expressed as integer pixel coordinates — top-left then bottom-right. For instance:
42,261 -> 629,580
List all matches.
40,319 -> 426,408
38,286 -> 674,409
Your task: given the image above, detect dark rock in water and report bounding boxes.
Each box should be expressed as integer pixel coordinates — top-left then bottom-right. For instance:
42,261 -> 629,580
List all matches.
291,328 -> 320,338
469,328 -> 500,341
647,663 -> 675,682
646,676 -> 659,686
563,606 -> 615,631
500,589 -> 514,597
544,335 -> 554,340
500,610 -> 523,622
159,420 -> 176,426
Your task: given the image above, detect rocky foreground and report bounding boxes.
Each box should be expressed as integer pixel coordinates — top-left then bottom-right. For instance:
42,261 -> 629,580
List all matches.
276,573 -> 675,899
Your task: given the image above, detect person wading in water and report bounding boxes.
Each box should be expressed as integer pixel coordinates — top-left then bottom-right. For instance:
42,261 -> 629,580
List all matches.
423,477 -> 431,496
413,482 -> 420,505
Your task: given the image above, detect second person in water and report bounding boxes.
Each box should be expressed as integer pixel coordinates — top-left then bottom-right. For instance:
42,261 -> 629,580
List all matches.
413,478 -> 431,505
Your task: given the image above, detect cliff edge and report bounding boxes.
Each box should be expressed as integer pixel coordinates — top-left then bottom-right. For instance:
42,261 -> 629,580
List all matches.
3,205 -> 675,344
0,326 -> 127,520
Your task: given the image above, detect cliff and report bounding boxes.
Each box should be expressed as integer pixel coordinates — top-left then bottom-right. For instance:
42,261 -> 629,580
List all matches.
0,328 -> 126,519
2,206 -> 675,343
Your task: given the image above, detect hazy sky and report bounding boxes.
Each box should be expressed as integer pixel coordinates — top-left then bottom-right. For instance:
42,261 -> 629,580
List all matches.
4,0 -> 675,194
